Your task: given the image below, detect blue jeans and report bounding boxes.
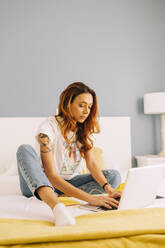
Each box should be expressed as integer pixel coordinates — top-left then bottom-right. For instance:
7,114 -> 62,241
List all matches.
16,144 -> 121,199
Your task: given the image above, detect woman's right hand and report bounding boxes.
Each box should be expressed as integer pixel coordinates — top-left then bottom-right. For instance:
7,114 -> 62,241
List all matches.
88,194 -> 119,209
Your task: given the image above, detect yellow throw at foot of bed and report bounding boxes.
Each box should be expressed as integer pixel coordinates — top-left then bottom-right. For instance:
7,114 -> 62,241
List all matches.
0,207 -> 165,248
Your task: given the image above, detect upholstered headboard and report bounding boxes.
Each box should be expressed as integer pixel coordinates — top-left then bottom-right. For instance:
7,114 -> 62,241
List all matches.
0,117 -> 132,181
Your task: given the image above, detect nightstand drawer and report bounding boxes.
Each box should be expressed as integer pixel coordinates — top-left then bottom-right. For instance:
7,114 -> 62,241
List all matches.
135,155 -> 165,167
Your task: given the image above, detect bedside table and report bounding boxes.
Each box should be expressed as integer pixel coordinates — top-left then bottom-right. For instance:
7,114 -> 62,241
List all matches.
135,155 -> 165,167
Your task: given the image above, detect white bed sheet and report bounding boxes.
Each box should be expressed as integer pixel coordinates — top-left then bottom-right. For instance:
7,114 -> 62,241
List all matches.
1,195 -> 165,223
0,195 -> 91,223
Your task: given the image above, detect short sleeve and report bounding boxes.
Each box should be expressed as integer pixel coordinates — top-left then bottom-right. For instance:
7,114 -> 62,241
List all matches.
35,120 -> 55,144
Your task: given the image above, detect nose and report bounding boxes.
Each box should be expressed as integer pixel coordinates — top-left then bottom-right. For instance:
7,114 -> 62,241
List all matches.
83,106 -> 88,114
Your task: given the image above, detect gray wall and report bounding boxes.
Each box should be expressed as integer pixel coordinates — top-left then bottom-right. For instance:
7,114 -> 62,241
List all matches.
0,0 -> 165,165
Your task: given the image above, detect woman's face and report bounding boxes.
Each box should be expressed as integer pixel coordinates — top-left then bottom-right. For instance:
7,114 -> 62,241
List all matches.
70,93 -> 93,123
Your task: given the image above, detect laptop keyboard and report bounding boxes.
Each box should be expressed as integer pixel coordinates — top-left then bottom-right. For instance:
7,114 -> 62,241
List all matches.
79,197 -> 121,212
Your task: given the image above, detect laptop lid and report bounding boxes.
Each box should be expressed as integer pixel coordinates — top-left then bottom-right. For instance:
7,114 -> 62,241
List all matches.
118,164 -> 165,210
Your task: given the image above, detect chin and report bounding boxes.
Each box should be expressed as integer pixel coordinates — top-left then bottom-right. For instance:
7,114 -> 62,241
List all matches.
78,119 -> 86,123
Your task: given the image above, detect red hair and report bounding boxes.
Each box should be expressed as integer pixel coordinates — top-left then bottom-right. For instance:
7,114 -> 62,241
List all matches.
56,82 -> 100,155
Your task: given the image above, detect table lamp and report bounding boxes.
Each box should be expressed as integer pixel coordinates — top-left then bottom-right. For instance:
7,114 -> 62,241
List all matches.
144,92 -> 165,156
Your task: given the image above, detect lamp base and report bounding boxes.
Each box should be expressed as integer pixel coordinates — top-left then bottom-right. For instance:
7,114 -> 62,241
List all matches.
160,114 -> 165,158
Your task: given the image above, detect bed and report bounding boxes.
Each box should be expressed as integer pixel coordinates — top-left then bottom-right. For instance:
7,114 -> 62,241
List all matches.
0,116 -> 165,248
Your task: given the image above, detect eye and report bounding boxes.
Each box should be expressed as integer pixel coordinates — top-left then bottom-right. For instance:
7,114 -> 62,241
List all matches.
79,104 -> 84,108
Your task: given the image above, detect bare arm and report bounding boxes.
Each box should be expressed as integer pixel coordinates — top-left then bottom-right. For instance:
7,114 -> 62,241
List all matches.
38,133 -> 91,202
38,133 -> 119,208
84,148 -> 121,196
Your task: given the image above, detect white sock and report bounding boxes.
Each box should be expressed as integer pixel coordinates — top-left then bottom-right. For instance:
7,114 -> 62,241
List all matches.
53,203 -> 76,227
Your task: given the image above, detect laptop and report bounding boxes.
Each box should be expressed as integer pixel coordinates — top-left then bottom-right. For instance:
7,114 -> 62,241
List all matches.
80,164 -> 165,211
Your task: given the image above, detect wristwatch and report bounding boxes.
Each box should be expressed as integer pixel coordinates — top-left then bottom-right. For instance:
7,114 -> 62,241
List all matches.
102,182 -> 109,190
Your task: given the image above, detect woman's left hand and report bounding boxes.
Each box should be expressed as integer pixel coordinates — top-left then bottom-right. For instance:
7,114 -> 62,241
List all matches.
105,184 -> 122,198
109,190 -> 122,198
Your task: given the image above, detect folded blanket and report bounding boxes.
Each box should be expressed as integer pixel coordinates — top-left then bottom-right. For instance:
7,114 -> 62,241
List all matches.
1,208 -> 165,248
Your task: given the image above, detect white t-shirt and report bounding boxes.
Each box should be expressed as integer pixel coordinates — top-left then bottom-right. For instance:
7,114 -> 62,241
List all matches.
35,116 -> 83,180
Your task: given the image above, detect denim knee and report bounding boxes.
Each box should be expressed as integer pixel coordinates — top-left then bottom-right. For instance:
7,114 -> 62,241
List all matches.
112,169 -> 122,182
17,144 -> 34,157
16,144 -> 38,162
103,169 -> 122,189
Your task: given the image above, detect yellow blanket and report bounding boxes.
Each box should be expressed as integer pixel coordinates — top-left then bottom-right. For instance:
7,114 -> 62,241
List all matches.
1,207 -> 165,248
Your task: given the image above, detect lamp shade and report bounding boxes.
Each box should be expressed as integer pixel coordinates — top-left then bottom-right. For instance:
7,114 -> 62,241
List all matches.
144,92 -> 165,114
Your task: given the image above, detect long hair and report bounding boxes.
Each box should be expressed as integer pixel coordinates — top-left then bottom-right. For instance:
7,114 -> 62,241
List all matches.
56,82 -> 100,156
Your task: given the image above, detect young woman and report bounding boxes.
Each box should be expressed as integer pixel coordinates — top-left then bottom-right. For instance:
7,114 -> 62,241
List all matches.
16,82 -> 121,226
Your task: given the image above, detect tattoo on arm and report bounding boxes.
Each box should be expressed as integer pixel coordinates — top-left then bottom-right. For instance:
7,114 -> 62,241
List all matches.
38,133 -> 52,153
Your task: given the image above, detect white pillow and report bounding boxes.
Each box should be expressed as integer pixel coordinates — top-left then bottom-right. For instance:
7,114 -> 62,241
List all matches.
0,175 -> 21,195
0,156 -> 18,175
